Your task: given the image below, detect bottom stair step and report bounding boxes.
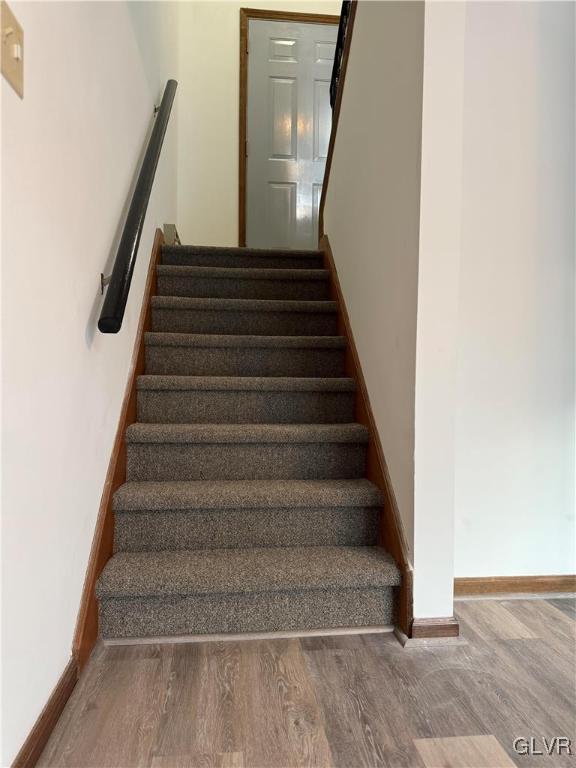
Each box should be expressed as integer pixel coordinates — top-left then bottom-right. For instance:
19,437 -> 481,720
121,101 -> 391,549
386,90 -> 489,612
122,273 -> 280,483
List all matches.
96,546 -> 400,639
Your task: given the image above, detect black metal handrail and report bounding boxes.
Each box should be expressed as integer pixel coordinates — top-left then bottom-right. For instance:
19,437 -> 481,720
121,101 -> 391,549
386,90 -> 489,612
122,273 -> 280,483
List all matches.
330,1 -> 351,109
98,79 -> 178,333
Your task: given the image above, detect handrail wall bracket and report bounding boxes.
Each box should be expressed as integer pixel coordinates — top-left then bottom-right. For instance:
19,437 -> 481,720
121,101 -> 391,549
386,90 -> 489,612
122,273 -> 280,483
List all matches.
100,273 -> 111,295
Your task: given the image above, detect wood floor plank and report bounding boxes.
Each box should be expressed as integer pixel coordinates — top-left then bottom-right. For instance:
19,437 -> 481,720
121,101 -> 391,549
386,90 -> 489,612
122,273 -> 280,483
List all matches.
299,633 -> 368,652
302,642 -> 427,767
453,608 -> 575,763
240,638 -> 334,768
150,752 -> 244,768
414,735 -> 516,768
501,598 -> 576,643
37,599 -> 576,768
366,645 -> 489,740
39,644 -> 173,768
547,597 -> 576,620
36,643 -> 107,766
220,753 -> 245,768
546,597 -> 576,620
497,599 -> 576,673
152,641 -> 243,760
454,600 -> 537,641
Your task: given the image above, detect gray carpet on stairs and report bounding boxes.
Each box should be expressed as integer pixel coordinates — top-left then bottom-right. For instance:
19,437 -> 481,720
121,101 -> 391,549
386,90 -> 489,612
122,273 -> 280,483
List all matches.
97,547 -> 399,637
98,588 -> 397,638
113,479 -> 383,551
162,245 -> 325,269
151,296 -> 339,336
136,375 -> 356,423
97,244 -> 400,639
157,265 -> 330,300
98,546 -> 400,597
145,333 -> 347,377
125,423 -> 369,481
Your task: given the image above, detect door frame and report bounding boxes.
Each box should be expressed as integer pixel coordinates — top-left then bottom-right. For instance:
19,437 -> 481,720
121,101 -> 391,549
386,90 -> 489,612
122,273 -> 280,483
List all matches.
238,7 -> 340,247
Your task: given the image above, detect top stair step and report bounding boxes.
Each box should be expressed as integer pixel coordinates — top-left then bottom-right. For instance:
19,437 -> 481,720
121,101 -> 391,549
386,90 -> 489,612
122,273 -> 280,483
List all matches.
162,245 -> 324,270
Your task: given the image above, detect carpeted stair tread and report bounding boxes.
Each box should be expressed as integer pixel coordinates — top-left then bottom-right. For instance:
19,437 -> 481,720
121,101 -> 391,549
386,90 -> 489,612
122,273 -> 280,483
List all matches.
96,545 -> 400,599
136,375 -> 356,392
156,265 -> 329,281
151,296 -> 338,313
145,332 -> 347,349
113,478 -> 383,511
125,422 -> 369,445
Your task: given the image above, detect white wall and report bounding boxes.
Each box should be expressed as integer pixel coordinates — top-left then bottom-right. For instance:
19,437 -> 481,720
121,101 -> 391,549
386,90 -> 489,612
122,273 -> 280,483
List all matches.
177,0 -> 340,246
1,2 -> 178,763
323,0 -> 425,558
323,0 -> 574,618
454,1 -> 575,578
413,1 -> 466,619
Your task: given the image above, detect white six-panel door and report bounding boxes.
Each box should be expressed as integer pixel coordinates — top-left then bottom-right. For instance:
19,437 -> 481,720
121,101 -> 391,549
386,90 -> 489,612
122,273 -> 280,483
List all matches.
246,19 -> 338,249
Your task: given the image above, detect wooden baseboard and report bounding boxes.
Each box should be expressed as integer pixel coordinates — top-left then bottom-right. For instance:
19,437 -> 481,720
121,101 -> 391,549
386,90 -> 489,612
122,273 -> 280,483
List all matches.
319,233 -> 413,635
454,575 -> 576,597
73,229 -> 164,670
11,659 -> 78,768
411,617 -> 460,639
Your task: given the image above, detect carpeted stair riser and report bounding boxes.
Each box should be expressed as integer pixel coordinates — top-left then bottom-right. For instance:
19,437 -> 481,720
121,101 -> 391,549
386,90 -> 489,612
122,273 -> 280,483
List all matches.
98,586 -> 397,638
114,506 -> 379,551
157,266 -> 330,300
151,298 -> 338,336
127,441 -> 367,481
137,386 -> 355,423
145,335 -> 346,377
162,245 -> 324,270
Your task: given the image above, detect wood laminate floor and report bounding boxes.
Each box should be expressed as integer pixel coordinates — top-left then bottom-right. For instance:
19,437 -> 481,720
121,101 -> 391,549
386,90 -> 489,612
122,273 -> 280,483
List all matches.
39,598 -> 576,768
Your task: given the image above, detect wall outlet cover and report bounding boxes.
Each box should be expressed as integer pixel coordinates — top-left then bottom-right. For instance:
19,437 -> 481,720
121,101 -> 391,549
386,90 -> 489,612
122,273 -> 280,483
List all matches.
1,0 -> 24,98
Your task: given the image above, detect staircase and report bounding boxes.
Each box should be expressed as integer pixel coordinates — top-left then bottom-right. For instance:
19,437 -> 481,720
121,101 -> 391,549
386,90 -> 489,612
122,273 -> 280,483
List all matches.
96,245 -> 400,639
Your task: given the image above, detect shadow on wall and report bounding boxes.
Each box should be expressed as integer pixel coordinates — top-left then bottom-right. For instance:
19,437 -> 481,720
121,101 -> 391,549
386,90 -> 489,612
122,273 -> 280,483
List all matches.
126,1 -> 180,94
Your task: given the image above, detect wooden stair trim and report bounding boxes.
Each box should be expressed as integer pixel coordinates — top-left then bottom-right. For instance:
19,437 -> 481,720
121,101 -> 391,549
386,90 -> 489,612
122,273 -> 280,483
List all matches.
11,658 -> 78,768
73,229 -> 164,670
320,233 -> 413,635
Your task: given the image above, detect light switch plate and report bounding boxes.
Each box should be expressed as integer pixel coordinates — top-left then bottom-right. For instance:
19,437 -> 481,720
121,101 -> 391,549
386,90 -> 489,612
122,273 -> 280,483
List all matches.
1,0 -> 23,98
